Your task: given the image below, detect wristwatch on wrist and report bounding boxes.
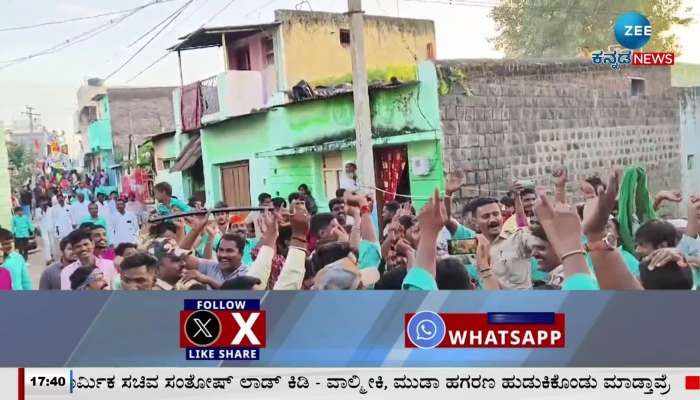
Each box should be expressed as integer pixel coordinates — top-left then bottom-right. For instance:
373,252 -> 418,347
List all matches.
585,233 -> 616,252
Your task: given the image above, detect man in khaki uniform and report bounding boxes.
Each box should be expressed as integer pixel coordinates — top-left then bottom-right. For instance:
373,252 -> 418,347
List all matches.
468,197 -> 533,289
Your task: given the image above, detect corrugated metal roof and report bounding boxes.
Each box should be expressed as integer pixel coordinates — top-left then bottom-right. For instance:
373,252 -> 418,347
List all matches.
170,135 -> 202,172
143,130 -> 176,143
168,23 -> 280,51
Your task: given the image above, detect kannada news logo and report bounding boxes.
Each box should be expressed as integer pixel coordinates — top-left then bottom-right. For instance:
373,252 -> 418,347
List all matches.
591,12 -> 674,70
405,312 -> 565,349
179,299 -> 266,360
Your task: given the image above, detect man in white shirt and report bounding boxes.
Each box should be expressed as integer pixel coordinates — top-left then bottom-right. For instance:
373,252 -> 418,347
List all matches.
35,198 -> 55,265
339,162 -> 360,190
112,198 -> 139,247
95,193 -> 110,221
70,192 -> 90,227
125,194 -> 145,225
51,192 -> 73,259
107,191 -> 119,218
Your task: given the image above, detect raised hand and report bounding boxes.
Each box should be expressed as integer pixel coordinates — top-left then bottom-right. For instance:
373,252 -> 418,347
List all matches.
579,181 -> 597,200
552,164 -> 568,188
510,180 -> 525,196
394,238 -> 416,268
645,247 -> 688,269
259,210 -> 279,248
330,225 -> 349,242
278,208 -> 291,227
655,190 -> 682,203
582,169 -> 621,240
290,202 -> 310,238
417,188 -> 446,237
533,190 -> 584,259
193,211 -> 210,231
344,190 -> 368,209
413,188 -> 447,279
475,234 -> 491,270
181,269 -> 209,285
204,222 -> 216,237
445,171 -> 464,196
398,202 -> 413,217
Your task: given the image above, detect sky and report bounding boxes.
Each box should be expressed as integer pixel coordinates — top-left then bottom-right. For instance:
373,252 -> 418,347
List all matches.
0,0 -> 698,133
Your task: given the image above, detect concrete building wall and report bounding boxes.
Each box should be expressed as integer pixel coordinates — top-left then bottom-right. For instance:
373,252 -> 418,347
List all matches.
438,60 -> 680,214
0,128 -> 11,229
672,63 -> 700,88
226,31 -> 269,72
201,61 -> 443,210
107,87 -> 175,163
277,10 -> 435,89
152,134 -> 185,200
75,82 -> 106,157
680,87 -> 700,211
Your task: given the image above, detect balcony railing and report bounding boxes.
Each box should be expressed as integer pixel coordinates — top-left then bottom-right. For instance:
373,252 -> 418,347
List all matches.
201,75 -> 220,116
180,70 -> 265,131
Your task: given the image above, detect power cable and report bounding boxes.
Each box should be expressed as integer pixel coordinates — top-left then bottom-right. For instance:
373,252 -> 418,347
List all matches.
125,0 -> 285,83
125,0 -> 243,83
0,0 -> 179,32
127,0 -> 196,48
0,0 -> 179,71
0,9 -> 141,70
104,0 -> 194,81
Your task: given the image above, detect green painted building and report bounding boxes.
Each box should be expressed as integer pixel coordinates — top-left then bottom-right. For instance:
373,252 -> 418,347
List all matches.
86,95 -> 114,178
194,61 -> 444,211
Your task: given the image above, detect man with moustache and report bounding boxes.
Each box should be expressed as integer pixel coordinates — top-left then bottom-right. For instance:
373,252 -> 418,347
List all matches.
468,197 -> 534,290
181,233 -> 248,289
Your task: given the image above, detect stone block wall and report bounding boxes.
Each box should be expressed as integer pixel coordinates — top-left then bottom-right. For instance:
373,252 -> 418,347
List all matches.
438,59 -> 680,215
108,87 -> 176,161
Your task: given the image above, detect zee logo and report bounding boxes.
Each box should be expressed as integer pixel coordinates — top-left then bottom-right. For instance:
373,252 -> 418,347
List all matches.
614,12 -> 652,49
179,299 -> 266,360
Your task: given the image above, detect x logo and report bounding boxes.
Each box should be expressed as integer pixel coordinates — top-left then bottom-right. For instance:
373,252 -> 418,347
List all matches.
184,310 -> 221,346
231,312 -> 261,345
192,318 -> 212,338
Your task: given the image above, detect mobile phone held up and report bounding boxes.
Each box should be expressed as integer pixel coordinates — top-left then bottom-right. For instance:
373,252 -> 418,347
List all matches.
447,238 -> 478,255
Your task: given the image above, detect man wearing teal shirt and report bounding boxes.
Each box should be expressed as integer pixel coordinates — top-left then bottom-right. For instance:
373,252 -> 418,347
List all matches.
82,202 -> 109,230
77,186 -> 92,202
154,182 -> 191,216
11,206 -> 35,260
0,228 -> 32,290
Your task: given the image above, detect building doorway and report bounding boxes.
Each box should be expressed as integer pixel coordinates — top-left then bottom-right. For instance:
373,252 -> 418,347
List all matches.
374,145 -> 411,234
220,161 -> 251,208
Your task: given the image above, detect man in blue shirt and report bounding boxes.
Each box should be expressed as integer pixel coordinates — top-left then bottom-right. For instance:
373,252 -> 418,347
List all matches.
154,182 -> 191,216
11,206 -> 34,260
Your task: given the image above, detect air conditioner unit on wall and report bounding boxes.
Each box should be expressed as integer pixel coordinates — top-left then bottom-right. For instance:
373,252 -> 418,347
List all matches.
411,156 -> 431,176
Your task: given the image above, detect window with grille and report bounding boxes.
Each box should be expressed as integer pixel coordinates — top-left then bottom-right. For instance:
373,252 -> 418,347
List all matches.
263,37 -> 275,66
339,29 -> 350,46
158,158 -> 175,170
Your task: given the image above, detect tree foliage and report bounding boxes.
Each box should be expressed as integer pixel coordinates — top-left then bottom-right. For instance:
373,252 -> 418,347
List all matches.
490,0 -> 693,58
7,142 -> 35,190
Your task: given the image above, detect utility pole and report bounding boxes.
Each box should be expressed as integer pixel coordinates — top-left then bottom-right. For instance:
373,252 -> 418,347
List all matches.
347,0 -> 376,194
22,106 -> 40,133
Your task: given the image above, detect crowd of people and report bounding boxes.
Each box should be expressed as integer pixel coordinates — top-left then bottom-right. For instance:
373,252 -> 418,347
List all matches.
1,162 -> 698,291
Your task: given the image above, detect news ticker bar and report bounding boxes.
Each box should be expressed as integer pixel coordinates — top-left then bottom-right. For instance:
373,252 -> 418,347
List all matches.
5,368 -> 700,399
